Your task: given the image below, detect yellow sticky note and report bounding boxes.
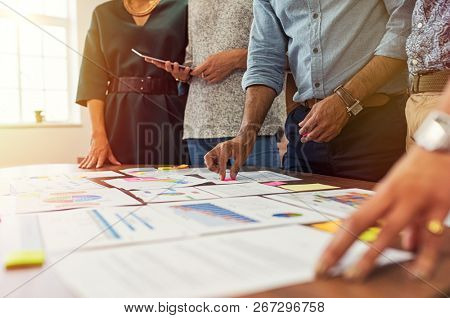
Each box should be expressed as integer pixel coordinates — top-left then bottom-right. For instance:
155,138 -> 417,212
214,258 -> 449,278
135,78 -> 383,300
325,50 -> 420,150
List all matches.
158,166 -> 173,171
359,227 -> 380,243
176,164 -> 189,169
312,221 -> 380,243
5,250 -> 45,269
280,183 -> 339,192
312,220 -> 342,233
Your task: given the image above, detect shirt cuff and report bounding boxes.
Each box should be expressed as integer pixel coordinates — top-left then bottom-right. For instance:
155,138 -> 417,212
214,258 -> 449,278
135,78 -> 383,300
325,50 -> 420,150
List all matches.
242,70 -> 284,95
375,32 -> 408,60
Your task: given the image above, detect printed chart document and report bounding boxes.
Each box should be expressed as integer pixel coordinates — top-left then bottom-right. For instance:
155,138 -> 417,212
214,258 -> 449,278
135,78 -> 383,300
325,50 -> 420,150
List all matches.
38,206 -> 188,253
55,225 -> 412,297
3,188 -> 141,214
191,169 -> 301,185
119,167 -> 158,177
130,188 -> 218,203
192,168 -> 252,184
104,175 -> 209,190
266,188 -> 374,218
9,175 -> 105,193
148,196 -> 331,234
38,197 -> 330,252
66,171 -> 123,179
237,171 -> 301,182
196,182 -> 289,198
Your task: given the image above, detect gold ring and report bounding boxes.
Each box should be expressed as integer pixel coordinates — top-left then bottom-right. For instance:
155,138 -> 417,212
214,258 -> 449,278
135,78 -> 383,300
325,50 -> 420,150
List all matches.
426,219 -> 444,236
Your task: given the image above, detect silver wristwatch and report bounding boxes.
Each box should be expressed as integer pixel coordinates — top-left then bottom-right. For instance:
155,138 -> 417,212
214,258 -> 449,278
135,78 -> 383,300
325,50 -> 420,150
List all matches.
413,111 -> 450,152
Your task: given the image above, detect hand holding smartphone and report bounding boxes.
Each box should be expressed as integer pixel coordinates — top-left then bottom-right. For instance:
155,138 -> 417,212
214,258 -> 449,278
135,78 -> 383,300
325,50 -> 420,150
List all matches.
132,49 -> 190,70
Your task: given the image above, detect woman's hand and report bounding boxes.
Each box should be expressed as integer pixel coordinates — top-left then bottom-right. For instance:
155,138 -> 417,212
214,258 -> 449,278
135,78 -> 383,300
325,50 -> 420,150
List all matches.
190,49 -> 247,84
146,59 -> 192,82
316,147 -> 450,281
79,132 -> 121,169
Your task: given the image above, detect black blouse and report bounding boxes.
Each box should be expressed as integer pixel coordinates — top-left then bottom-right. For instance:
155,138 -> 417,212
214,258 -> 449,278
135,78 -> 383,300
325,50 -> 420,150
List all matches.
76,0 -> 189,165
76,0 -> 188,105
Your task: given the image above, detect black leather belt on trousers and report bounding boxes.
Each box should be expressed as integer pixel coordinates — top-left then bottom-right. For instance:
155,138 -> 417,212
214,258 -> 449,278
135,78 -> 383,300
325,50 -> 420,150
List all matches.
410,70 -> 450,94
108,77 -> 179,95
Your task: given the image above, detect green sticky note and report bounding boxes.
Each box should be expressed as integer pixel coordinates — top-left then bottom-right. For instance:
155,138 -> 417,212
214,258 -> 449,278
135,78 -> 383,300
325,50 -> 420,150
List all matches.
5,250 -> 45,269
280,183 -> 339,192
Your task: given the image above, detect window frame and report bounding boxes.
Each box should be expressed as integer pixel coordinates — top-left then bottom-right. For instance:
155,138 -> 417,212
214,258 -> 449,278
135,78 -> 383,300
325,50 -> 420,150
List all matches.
0,0 -> 80,127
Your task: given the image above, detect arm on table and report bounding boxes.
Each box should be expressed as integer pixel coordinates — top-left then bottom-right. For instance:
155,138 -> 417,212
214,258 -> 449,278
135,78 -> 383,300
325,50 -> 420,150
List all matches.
316,83 -> 450,281
79,99 -> 121,169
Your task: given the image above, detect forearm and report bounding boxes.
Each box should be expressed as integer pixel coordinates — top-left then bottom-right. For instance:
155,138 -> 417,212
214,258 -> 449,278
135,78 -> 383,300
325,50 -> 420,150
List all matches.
343,56 -> 406,101
87,99 -> 107,137
238,85 -> 277,136
231,49 -> 248,69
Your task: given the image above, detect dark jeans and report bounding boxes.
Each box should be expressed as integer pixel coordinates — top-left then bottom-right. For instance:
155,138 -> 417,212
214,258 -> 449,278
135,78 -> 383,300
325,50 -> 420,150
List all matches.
284,94 -> 408,182
187,135 -> 281,168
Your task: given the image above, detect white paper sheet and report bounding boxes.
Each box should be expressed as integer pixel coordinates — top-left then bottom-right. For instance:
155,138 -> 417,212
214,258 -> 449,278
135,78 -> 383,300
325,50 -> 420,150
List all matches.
119,167 -> 158,177
5,188 -> 142,214
54,225 -> 412,297
130,188 -> 218,203
0,182 -> 12,196
192,168 -> 253,184
10,175 -> 104,193
104,174 -> 210,190
266,188 -> 374,218
196,182 -> 289,198
66,171 -> 123,179
38,206 -> 188,253
238,171 -> 301,182
38,196 -> 330,253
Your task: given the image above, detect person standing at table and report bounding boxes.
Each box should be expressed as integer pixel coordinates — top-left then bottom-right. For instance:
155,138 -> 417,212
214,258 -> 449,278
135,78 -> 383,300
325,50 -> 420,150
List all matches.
204,0 -> 414,182
149,0 -> 286,170
77,0 -> 189,168
405,0 -> 449,149
317,0 -> 450,282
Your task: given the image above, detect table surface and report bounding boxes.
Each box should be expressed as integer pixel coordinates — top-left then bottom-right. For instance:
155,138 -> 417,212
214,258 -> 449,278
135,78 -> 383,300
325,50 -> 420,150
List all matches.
0,164 -> 448,298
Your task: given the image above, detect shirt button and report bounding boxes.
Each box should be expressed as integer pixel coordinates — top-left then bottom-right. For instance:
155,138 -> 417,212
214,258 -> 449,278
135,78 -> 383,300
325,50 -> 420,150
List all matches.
314,82 -> 321,88
313,48 -> 319,54
417,22 -> 423,29
312,13 -> 319,19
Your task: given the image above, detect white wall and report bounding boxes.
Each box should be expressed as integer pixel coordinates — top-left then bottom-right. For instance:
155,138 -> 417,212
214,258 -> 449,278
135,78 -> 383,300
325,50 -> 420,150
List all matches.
0,0 -> 106,168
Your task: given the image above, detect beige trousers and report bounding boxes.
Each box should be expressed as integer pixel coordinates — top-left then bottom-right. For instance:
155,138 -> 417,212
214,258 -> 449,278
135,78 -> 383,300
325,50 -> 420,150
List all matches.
405,92 -> 442,150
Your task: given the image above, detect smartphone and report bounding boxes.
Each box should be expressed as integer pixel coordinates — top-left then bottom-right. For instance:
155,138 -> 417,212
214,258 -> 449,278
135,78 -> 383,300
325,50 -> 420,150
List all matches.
132,49 -> 189,70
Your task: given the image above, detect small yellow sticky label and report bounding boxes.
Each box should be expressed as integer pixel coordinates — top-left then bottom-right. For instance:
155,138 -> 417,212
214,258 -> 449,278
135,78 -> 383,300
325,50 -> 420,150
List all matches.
5,250 -> 45,269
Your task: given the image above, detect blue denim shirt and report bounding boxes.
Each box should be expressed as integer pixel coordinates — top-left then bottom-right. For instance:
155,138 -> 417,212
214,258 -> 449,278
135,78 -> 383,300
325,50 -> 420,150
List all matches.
242,0 -> 414,103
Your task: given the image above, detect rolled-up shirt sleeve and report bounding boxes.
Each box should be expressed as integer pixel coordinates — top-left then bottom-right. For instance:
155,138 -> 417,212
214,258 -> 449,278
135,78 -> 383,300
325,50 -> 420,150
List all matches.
375,0 -> 414,60
76,10 -> 109,107
242,0 -> 287,95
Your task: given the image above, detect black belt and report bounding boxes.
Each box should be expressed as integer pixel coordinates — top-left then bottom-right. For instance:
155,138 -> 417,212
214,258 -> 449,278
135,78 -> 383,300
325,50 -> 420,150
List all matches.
108,77 -> 179,95
410,70 -> 450,94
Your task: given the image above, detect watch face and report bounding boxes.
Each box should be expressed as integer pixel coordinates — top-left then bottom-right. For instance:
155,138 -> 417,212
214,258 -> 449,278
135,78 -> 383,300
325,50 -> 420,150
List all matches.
350,103 -> 363,116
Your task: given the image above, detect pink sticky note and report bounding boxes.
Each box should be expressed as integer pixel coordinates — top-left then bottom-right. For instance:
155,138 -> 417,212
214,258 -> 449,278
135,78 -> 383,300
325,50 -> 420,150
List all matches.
263,181 -> 287,187
223,178 -> 235,182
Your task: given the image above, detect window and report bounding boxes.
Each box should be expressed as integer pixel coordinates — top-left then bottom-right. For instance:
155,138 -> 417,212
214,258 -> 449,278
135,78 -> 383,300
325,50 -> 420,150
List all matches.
0,0 -> 78,125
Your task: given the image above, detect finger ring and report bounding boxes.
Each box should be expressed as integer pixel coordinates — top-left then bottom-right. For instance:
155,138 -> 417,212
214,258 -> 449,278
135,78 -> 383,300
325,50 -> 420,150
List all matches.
175,78 -> 180,81
426,219 -> 444,236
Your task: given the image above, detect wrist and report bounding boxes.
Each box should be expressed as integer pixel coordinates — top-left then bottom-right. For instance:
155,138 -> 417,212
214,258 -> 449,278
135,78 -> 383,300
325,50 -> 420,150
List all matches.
92,130 -> 107,139
230,49 -> 247,70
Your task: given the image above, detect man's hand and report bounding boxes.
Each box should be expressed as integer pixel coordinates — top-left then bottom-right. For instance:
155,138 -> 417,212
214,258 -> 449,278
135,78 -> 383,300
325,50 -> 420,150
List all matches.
79,132 -> 121,169
299,94 -> 349,143
191,49 -> 246,84
204,133 -> 257,180
316,147 -> 450,281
